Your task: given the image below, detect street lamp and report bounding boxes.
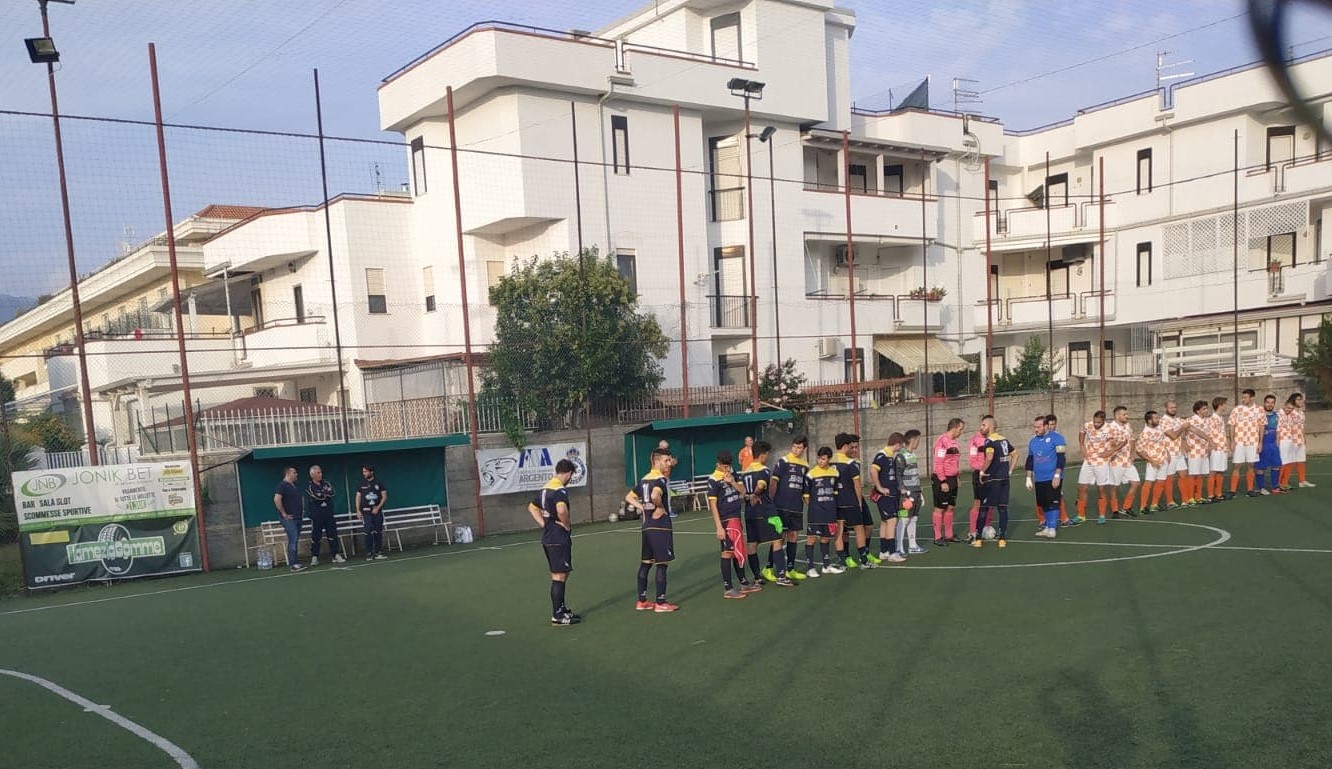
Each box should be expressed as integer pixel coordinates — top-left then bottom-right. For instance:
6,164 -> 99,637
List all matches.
750,126 -> 780,366
26,0 -> 99,464
727,78 -> 765,412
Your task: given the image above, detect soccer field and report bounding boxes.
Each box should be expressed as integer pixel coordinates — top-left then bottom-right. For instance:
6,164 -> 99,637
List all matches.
3,462 -> 1331,769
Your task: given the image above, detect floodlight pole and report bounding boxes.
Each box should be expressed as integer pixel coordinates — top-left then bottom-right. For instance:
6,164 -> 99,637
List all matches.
843,129 -> 861,435
743,95 -> 760,412
38,0 -> 98,463
983,157 -> 995,415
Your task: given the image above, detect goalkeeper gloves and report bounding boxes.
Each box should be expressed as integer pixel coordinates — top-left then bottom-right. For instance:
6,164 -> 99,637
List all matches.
767,515 -> 784,533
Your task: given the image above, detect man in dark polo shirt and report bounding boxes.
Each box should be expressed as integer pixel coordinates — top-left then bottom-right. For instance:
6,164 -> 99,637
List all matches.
306,465 -> 345,566
273,467 -> 305,572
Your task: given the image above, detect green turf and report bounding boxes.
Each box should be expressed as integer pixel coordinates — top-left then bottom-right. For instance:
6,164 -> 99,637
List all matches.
2,462 -> 1331,769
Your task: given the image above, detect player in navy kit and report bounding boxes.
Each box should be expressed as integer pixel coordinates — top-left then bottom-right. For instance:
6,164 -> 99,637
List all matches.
528,459 -> 579,625
973,420 -> 1016,549
743,441 -> 796,587
771,437 -> 810,581
802,447 -> 845,576
708,452 -> 760,599
627,448 -> 679,613
833,433 -> 878,568
870,433 -> 903,561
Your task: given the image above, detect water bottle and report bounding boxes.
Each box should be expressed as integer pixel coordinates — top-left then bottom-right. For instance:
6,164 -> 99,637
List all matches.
256,548 -> 273,570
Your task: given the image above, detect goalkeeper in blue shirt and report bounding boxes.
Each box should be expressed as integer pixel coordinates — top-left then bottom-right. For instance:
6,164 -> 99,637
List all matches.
1026,416 -> 1067,539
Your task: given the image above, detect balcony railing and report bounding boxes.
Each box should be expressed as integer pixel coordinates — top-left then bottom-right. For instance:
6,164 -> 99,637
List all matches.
710,187 -> 745,222
708,295 -> 752,329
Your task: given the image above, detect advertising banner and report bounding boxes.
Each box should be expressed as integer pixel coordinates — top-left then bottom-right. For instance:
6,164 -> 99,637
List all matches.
475,443 -> 588,496
12,462 -> 201,589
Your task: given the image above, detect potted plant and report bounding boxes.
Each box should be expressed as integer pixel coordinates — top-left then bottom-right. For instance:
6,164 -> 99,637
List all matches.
926,286 -> 948,302
1267,259 -> 1283,274
908,287 -> 927,300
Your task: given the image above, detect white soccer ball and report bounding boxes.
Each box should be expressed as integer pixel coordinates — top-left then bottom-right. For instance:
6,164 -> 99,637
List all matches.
608,513 -> 619,523
981,525 -> 998,541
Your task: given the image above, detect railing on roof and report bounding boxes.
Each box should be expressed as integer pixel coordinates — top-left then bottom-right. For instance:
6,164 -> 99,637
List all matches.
850,105 -> 1001,122
1166,48 -> 1332,104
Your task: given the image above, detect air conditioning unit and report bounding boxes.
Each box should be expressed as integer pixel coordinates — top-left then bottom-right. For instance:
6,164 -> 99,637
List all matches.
816,337 -> 842,359
1060,243 -> 1090,264
1026,185 -> 1046,208
834,245 -> 854,268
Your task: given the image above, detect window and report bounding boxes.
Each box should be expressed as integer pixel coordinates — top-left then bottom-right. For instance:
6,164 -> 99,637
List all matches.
422,266 -> 436,312
298,387 -> 317,404
718,353 -> 749,386
885,164 -> 904,196
254,386 -> 278,398
1136,148 -> 1152,194
1048,261 -> 1070,296
486,261 -> 507,306
1268,232 -> 1296,268
988,264 -> 1000,301
710,13 -> 742,62
292,285 -> 304,323
249,286 -> 264,328
1266,125 -> 1295,171
988,347 -> 1006,379
709,137 -> 744,221
612,115 -> 630,175
365,268 -> 387,314
843,347 -> 865,384
848,163 -> 868,194
1068,341 -> 1092,378
1103,340 -> 1115,376
615,249 -> 638,295
159,287 -> 168,300
1136,242 -> 1152,287
1046,173 -> 1069,207
411,137 -> 427,195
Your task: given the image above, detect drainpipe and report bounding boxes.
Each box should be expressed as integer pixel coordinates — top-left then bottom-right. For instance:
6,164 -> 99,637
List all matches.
597,86 -> 618,253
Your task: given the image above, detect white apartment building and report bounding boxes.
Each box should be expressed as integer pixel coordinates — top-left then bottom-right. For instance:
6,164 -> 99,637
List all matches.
978,52 -> 1332,383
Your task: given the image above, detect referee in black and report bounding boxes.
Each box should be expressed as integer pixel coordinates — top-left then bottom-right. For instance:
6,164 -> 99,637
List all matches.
529,459 -> 580,625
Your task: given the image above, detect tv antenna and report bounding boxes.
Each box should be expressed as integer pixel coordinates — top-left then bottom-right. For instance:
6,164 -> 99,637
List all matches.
371,162 -> 384,193
951,77 -> 981,113
1156,50 -> 1193,107
960,115 -> 983,173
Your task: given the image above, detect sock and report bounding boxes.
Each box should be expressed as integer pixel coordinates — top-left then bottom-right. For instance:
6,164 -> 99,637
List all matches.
636,563 -> 650,601
1246,468 -> 1255,491
968,505 -> 980,536
767,549 -> 774,570
786,540 -> 798,566
1045,507 -> 1059,530
932,510 -> 944,541
772,545 -> 787,577
1097,497 -> 1107,517
1269,468 -> 1279,489
907,517 -> 919,549
820,540 -> 831,566
944,509 -> 955,539
997,506 -> 1009,539
721,558 -> 734,590
1230,471 -> 1240,493
857,545 -> 869,563
1279,465 -> 1291,487
551,580 -> 566,616
1298,462 -> 1307,483
805,543 -> 816,569
1150,481 -> 1164,508
1255,471 -> 1266,490
748,553 -> 762,577
894,517 -> 908,555
881,536 -> 896,556
654,565 -> 668,603
1197,476 -> 1206,499
1164,477 -> 1176,505
1059,500 -> 1071,523
880,534 -> 892,556
1077,497 -> 1087,518
1140,483 -> 1151,509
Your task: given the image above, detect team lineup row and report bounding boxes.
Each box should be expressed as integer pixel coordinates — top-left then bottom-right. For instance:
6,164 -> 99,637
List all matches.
527,389 -> 1312,625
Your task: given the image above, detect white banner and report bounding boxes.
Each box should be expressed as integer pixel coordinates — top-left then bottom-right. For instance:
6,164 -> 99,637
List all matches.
475,443 -> 588,496
13,461 -> 196,531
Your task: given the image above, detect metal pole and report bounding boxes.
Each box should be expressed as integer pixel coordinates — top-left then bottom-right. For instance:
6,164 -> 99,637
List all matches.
570,101 -> 585,255
1098,155 -> 1107,411
312,70 -> 350,443
767,137 -> 781,366
148,43 -> 209,571
921,151 -> 931,451
1232,129 -> 1240,400
674,105 -> 689,417
984,157 -> 995,416
843,129 -> 861,435
39,0 -> 98,462
446,86 -> 487,537
1044,151 -> 1055,414
744,97 -> 760,412
570,101 -> 592,520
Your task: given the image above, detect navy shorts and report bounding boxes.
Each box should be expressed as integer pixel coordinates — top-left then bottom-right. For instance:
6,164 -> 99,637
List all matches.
777,508 -> 804,532
745,515 -> 782,544
875,495 -> 901,521
982,482 -> 1011,509
543,540 -> 572,574
806,522 -> 839,539
932,476 -> 959,508
1034,481 -> 1061,510
838,504 -> 872,527
972,471 -> 984,502
640,529 -> 675,563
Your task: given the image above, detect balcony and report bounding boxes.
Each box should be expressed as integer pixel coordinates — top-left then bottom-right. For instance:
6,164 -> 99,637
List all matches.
975,289 -> 1116,331
708,295 -> 752,331
893,297 -> 944,331
240,315 -> 335,368
799,188 -> 937,242
974,202 -> 1116,245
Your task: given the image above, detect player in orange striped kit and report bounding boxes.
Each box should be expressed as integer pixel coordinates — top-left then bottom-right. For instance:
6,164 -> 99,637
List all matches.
1136,411 -> 1173,513
1278,393 -> 1314,490
1205,397 -> 1230,503
1157,401 -> 1190,508
1183,401 -> 1213,506
1077,411 -> 1117,524
1228,388 -> 1264,497
1108,406 -> 1140,517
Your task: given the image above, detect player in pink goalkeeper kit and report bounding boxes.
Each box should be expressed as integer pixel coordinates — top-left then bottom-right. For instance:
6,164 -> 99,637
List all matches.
966,419 -> 992,537
929,419 -> 965,546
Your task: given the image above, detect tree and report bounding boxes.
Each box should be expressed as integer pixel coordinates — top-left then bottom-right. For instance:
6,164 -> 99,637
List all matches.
1,377 -> 34,543
483,249 -> 670,444
18,411 -> 82,453
759,359 -> 807,412
993,335 -> 1058,394
0,375 -> 13,406
1294,316 -> 1332,398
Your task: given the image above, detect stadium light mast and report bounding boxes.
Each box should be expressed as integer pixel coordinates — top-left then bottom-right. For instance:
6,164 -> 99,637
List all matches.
729,77 -> 765,413
27,0 -> 99,464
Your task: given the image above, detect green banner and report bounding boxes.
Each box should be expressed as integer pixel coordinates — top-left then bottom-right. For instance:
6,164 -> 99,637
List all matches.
22,516 -> 201,589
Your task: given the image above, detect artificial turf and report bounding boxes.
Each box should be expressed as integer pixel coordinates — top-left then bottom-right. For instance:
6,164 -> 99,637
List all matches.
2,460 -> 1331,769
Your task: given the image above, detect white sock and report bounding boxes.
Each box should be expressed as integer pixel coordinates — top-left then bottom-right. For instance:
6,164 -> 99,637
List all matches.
907,517 -> 919,548
894,517 -> 908,554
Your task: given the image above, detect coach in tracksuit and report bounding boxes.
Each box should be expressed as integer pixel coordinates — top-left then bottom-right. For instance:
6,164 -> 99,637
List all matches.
306,465 -> 344,565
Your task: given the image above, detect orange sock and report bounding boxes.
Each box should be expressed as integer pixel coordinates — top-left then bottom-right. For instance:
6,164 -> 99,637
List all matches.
1230,472 -> 1240,493
1097,497 -> 1107,517
1140,483 -> 1151,509
1077,498 -> 1087,518
1150,481 -> 1165,508
1246,469 -> 1255,491
1165,477 -> 1176,505
1297,462 -> 1307,483
1195,476 -> 1205,501
1279,465 -> 1291,488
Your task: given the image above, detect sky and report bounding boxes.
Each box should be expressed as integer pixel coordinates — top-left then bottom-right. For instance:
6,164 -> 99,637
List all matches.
1,0 -> 1331,298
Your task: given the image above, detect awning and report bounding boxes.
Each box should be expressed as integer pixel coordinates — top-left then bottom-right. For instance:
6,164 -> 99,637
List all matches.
874,336 -> 972,374
630,409 -> 795,433
247,433 -> 470,460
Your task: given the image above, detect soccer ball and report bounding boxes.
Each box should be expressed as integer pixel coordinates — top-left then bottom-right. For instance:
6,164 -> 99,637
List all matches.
981,525 -> 998,541
608,513 -> 619,523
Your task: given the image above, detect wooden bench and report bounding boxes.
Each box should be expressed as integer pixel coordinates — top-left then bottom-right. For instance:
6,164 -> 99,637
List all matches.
253,504 -> 451,566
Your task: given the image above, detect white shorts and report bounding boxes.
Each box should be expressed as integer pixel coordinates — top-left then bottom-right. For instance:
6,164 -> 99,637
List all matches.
1187,457 -> 1211,476
1233,444 -> 1258,465
1279,441 -> 1306,464
1115,465 -> 1141,485
1168,455 -> 1187,474
1209,451 -> 1228,473
1078,463 -> 1112,486
1144,463 -> 1171,482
